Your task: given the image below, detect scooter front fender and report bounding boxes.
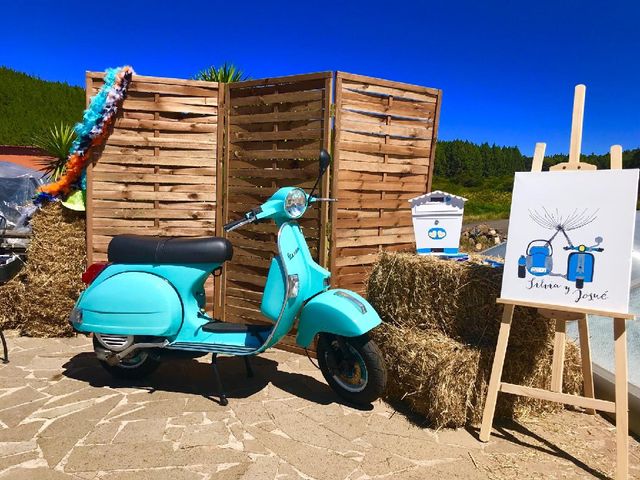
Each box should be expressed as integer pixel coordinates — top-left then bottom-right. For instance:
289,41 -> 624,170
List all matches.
296,289 -> 381,348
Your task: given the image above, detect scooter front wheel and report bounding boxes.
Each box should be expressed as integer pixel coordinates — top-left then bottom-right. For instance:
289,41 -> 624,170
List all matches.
317,333 -> 387,405
93,337 -> 161,380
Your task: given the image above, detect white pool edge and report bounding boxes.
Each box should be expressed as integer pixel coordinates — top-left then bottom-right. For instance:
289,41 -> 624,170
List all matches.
592,362 -> 640,436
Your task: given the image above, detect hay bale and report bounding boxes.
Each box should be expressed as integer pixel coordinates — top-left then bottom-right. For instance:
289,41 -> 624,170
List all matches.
0,203 -> 86,337
367,252 -> 583,428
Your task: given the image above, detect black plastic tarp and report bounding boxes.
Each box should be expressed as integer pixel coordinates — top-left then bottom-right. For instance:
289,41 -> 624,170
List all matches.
0,161 -> 43,231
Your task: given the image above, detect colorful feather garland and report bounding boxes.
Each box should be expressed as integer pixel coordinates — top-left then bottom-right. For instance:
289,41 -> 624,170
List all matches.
35,66 -> 134,204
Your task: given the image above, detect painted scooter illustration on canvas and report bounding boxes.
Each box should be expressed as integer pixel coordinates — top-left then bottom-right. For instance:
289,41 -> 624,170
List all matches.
517,208 -> 604,289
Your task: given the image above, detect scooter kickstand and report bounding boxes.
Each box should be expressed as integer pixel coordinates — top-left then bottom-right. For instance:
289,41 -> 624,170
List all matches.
211,354 -> 228,406
244,355 -> 254,378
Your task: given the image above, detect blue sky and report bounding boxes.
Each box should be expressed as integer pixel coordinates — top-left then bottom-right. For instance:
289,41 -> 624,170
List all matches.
2,1 -> 638,156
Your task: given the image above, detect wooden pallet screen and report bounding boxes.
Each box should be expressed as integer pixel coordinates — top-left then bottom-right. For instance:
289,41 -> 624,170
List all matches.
331,72 -> 442,293
85,70 -> 440,326
85,72 -> 221,310
220,72 -> 333,330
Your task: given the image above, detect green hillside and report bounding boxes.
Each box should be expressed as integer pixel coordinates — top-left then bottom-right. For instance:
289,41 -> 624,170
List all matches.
433,141 -> 640,220
0,67 -> 84,146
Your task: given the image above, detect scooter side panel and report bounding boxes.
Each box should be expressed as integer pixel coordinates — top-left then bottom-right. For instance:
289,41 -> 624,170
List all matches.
295,289 -> 382,348
76,271 -> 183,336
261,257 -> 286,321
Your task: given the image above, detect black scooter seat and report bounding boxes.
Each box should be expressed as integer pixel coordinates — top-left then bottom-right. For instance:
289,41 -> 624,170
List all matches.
107,235 -> 233,265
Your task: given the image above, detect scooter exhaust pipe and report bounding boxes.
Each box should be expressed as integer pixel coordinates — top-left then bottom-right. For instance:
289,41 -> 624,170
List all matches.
96,340 -> 170,366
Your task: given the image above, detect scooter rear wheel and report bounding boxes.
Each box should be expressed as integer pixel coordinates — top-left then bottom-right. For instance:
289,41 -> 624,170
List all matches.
93,337 -> 161,380
317,333 -> 387,405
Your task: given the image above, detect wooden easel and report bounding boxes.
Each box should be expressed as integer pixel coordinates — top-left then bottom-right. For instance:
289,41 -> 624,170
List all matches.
479,85 -> 633,480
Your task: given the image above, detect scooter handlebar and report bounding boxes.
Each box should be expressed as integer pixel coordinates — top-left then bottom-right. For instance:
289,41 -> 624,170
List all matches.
223,216 -> 253,232
309,197 -> 338,203
563,246 -> 604,252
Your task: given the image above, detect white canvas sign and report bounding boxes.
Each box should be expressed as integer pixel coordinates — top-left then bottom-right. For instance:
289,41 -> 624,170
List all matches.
501,169 -> 639,313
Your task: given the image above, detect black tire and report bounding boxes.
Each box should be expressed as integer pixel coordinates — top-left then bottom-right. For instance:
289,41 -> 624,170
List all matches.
317,333 -> 387,405
93,337 -> 160,380
517,265 -> 526,278
576,278 -> 584,289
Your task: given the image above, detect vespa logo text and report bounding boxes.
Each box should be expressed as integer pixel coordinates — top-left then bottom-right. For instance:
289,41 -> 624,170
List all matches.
287,247 -> 300,260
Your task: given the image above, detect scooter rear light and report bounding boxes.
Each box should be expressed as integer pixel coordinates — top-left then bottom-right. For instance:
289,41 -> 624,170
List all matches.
82,262 -> 109,285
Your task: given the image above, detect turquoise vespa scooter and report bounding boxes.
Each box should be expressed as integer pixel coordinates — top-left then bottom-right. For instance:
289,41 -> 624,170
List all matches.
69,151 -> 387,406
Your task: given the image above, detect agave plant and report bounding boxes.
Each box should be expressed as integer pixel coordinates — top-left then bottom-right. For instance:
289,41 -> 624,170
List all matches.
195,62 -> 249,83
32,123 -> 76,180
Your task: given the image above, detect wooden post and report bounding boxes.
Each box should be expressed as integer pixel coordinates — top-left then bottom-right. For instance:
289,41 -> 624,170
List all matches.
479,303 -> 515,441
550,318 -> 567,392
319,75 -> 333,269
84,72 -> 94,266
611,145 -> 623,169
531,142 -> 546,172
329,73 -> 343,288
426,89 -> 443,193
220,83 -> 232,322
214,82 -> 225,318
577,315 -> 596,414
614,317 -> 629,479
568,84 -> 586,165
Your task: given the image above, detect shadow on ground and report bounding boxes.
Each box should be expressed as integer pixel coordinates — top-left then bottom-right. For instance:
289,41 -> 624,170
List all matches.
385,395 -> 611,479
467,422 -> 609,480
61,351 -> 372,410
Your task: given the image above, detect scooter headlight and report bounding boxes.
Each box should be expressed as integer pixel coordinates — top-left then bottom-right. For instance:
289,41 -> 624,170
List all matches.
284,188 -> 307,218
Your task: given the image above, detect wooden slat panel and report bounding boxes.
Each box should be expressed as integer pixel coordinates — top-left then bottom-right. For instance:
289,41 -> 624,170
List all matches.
230,109 -> 324,125
339,140 -> 430,157
93,172 -> 215,185
341,119 -> 432,139
87,72 -> 220,316
331,73 -> 442,292
338,71 -> 440,97
341,90 -> 436,118
115,118 -> 217,133
232,128 -> 321,142
231,90 -> 323,107
98,154 -> 214,167
88,72 -> 220,88
221,75 -> 331,330
107,135 -> 215,150
122,99 -> 217,115
88,70 -> 442,340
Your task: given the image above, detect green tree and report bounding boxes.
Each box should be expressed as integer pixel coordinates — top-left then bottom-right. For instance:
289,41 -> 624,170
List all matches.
0,67 -> 83,146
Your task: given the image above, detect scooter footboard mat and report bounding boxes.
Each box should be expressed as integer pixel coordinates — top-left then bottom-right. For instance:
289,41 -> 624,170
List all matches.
201,321 -> 271,335
168,342 -> 256,355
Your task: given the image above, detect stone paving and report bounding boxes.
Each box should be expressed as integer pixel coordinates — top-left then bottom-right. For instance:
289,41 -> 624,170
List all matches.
0,332 -> 638,479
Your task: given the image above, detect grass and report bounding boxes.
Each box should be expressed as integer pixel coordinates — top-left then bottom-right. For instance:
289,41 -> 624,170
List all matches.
432,175 -> 513,222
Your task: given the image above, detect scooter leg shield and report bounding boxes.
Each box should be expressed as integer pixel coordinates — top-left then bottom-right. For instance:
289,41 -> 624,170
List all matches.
73,271 -> 183,336
296,289 -> 382,348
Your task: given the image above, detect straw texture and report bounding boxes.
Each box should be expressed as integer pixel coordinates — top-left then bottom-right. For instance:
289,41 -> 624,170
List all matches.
367,252 -> 583,428
0,203 -> 86,336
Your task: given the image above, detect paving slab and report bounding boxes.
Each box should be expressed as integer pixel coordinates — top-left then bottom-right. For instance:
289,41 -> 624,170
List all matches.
0,331 -> 638,479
